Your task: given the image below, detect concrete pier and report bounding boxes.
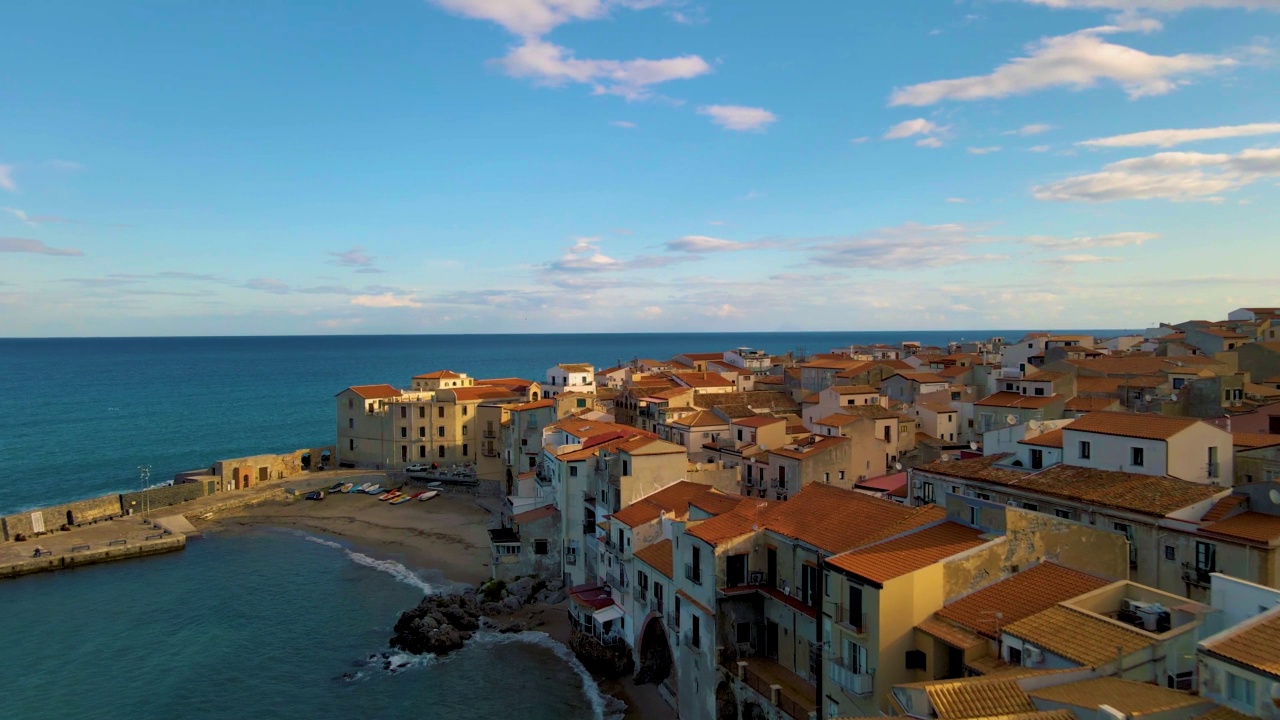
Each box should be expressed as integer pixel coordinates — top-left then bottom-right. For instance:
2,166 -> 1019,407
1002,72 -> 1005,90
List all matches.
0,516 -> 186,580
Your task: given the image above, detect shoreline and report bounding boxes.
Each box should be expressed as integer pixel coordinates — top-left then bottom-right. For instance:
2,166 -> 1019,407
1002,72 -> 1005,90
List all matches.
196,487 -> 675,720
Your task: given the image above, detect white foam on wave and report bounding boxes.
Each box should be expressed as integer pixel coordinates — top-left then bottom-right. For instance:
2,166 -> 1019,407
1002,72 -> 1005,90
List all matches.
301,533 -> 442,596
379,651 -> 441,674
470,631 -> 626,720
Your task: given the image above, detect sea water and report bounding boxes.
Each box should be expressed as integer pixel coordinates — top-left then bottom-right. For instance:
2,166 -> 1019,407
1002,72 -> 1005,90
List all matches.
0,331 -> 1128,720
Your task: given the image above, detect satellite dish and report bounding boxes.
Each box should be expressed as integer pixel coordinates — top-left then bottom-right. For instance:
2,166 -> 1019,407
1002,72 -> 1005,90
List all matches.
1269,489 -> 1280,506
969,441 -> 979,451
1171,393 -> 1179,402
895,462 -> 903,471
1143,394 -> 1153,403
1006,414 -> 1018,426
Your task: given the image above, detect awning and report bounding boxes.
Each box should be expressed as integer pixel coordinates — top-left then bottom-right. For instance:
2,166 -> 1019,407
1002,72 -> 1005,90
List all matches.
592,604 -> 625,624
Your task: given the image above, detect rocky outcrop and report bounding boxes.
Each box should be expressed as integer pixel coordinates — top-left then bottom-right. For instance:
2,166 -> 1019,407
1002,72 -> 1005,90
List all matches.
569,632 -> 635,679
389,575 -> 562,657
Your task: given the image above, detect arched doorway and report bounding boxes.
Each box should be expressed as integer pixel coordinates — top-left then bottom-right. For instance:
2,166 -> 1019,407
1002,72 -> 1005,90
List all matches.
634,617 -> 674,685
716,681 -> 738,720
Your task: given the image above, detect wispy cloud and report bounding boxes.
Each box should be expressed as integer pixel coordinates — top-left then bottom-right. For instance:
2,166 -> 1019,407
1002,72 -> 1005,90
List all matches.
1033,148 -> 1280,201
884,118 -> 949,147
808,223 -> 1006,269
330,247 -> 376,267
496,39 -> 710,100
968,146 -> 1002,155
244,277 -> 291,294
1026,231 -> 1158,248
546,237 -> 687,276
1044,253 -> 1125,263
890,26 -> 1235,106
426,0 -> 610,37
0,237 -> 83,256
663,235 -> 777,253
611,120 -> 638,128
1078,122 -> 1280,148
697,105 -> 777,132
1008,123 -> 1055,136
351,293 -> 424,309
1017,0 -> 1280,10
0,165 -> 15,192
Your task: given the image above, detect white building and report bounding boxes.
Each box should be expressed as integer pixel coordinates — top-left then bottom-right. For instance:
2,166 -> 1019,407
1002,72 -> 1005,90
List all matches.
545,363 -> 596,398
1061,411 -> 1234,484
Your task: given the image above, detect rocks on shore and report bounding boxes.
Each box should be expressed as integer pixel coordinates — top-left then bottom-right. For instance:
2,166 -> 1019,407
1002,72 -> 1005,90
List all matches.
389,575 -> 563,656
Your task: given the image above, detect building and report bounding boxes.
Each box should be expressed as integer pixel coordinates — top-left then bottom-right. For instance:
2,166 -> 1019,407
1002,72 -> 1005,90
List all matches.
545,363 -> 596,398
1061,411 -> 1234,484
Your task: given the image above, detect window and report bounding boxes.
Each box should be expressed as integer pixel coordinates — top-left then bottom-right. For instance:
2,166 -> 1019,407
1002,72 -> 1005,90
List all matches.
1164,545 -> 1176,561
462,426 -> 468,436
969,505 -> 981,526
622,459 -> 630,475
737,428 -> 744,441
846,583 -> 864,631
400,427 -> 407,438
1008,646 -> 1023,665
1034,387 -> 1045,396
400,407 -> 407,419
1055,508 -> 1072,520
438,446 -> 445,458
921,482 -> 935,503
437,427 -> 445,438
438,407 -> 445,418
1005,383 -> 1015,391
534,539 -> 549,555
1030,449 -> 1043,470
1208,446 -> 1219,478
1196,541 -> 1217,572
801,563 -> 820,608
349,439 -> 355,450
691,614 -> 701,649
419,407 -> 426,418
1131,447 -> 1145,467
419,446 -> 426,458
348,418 -> 354,429
348,398 -> 354,409
1227,673 -> 1256,706
462,443 -> 468,456
462,406 -> 468,416
823,472 -> 830,484
838,470 -> 845,481
1114,522 -> 1136,567
736,622 -> 752,644
419,427 -> 426,438
1079,441 -> 1091,459
1172,377 -> 1186,390
1022,502 -> 1038,512
569,466 -> 578,477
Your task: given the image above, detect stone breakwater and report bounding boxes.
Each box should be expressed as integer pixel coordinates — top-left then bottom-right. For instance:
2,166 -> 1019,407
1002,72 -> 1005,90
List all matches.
389,576 -> 567,655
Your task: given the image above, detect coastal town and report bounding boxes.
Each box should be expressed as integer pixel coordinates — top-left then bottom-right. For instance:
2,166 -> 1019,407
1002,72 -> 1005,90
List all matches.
332,307 -> 1280,720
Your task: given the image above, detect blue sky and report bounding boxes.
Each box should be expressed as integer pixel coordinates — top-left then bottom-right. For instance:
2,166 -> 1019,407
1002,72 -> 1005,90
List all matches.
2,0 -> 1279,336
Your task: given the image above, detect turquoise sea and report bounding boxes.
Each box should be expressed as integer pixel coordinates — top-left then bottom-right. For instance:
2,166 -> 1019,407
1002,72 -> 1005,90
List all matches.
0,331 -> 1127,720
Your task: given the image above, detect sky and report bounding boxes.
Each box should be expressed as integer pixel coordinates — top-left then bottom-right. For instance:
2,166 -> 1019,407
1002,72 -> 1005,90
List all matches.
2,0 -> 1279,337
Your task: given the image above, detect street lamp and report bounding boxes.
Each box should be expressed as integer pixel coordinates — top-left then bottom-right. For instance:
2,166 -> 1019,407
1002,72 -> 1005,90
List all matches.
138,465 -> 151,519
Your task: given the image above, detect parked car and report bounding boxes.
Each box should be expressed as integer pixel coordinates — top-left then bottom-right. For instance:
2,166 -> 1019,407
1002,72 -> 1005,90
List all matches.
404,463 -> 430,473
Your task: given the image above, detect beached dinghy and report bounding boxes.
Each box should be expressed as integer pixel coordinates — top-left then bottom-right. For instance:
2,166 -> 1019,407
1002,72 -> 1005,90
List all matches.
328,482 -> 345,493
378,490 -> 398,500
364,484 -> 382,495
390,494 -> 414,505
340,483 -> 355,493
417,490 -> 439,502
354,482 -> 372,493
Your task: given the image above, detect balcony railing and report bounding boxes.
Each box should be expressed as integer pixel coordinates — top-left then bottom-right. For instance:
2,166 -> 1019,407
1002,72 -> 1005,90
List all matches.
667,611 -> 680,630
1207,462 -> 1220,479
828,657 -> 873,696
685,563 -> 702,584
1182,562 -> 1213,588
483,429 -> 497,439
836,608 -> 868,636
649,597 -> 664,615
481,447 -> 499,457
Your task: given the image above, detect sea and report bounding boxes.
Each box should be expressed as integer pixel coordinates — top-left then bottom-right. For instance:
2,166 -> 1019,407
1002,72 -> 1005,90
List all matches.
0,331 -> 1125,720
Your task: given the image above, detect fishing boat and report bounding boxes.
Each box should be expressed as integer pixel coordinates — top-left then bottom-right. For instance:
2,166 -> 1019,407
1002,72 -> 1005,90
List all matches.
418,490 -> 440,502
390,494 -> 414,505
328,482 -> 345,493
305,490 -> 325,501
365,484 -> 382,495
354,482 -> 372,493
380,491 -> 401,501
340,483 -> 355,493
426,482 -> 444,491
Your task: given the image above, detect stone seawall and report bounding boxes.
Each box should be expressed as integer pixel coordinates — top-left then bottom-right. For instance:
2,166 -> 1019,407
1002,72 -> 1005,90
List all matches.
1,495 -> 123,541
120,483 -> 206,515
0,535 -> 186,580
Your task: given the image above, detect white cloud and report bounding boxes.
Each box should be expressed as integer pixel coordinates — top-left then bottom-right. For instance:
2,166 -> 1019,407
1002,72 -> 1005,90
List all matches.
1027,231 -> 1158,248
1033,148 -> 1280,201
1028,145 -> 1053,152
330,247 -> 376,267
968,146 -> 1002,154
697,105 -> 777,131
707,303 -> 741,318
884,118 -> 940,139
0,165 -> 15,192
1018,0 -> 1280,10
946,197 -> 967,203
889,27 -> 1236,106
640,305 -> 664,318
1049,254 -> 1125,263
351,293 -> 425,309
611,120 -> 637,128
809,223 -> 1006,270
664,235 -> 773,253
497,39 -> 711,100
0,237 -> 83,256
245,277 -> 291,294
1078,122 -> 1280,148
1009,123 -> 1055,136
850,136 -> 870,144
549,237 -> 624,272
427,0 -> 609,37
917,137 -> 945,148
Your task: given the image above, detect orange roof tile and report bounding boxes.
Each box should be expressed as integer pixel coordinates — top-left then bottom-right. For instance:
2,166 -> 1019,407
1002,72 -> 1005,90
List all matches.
557,363 -> 594,373
1065,396 -> 1120,412
1004,606 -> 1155,668
686,499 -> 776,547
1028,677 -> 1209,715
1200,512 -> 1280,545
734,415 -> 786,429
413,370 -> 463,379
633,539 -> 674,579
937,562 -> 1112,638
762,484 -> 947,554
916,617 -> 986,651
832,384 -> 879,394
1234,432 -> 1280,448
1201,495 -> 1247,523
672,371 -> 736,388
1064,411 -> 1201,440
610,482 -> 731,528
445,386 -> 523,402
975,392 -> 1061,409
826,522 -> 986,586
511,398 -> 555,411
513,506 -> 559,525
909,677 -> 1037,718
670,410 -> 728,428
1018,429 -> 1064,448
1201,608 -> 1280,678
344,384 -> 403,399
769,435 -> 848,459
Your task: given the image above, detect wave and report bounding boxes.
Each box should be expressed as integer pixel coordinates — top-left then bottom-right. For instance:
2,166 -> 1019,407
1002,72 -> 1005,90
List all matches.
470,631 -> 626,720
300,533 -> 443,596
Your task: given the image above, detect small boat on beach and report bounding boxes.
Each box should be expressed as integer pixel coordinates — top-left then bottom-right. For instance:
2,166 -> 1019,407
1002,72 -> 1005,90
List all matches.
305,490 -> 325,501
380,491 -> 401,501
390,495 -> 414,505
365,484 -> 383,495
340,483 -> 355,493
328,482 -> 345,493
426,482 -> 443,491
418,490 -> 439,502
353,482 -> 372,493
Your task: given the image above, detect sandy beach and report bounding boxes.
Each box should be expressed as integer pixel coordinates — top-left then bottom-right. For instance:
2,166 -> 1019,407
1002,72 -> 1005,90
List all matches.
195,478 -> 675,720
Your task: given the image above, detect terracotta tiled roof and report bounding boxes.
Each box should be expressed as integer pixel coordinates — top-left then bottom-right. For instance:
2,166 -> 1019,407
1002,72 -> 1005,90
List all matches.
765,485 -> 947,554
937,562 -> 1112,638
344,384 -> 403,399
1064,411 -> 1200,440
891,371 -> 950,384
1018,429 -> 1063,448
827,522 -> 987,586
919,454 -> 1226,517
975,392 -> 1060,409
1026,677 -> 1209,714
1064,355 -> 1222,376
734,415 -> 786,428
1025,371 -> 1066,381
445,386 -> 523,402
1203,609 -> 1280,678
832,384 -> 879,394
912,677 -> 1037,719
610,482 -> 732,528
1196,327 -> 1249,339
672,371 -> 736,388
916,617 -> 985,650
511,398 -> 555,411
769,435 -> 848,459
685,498 -> 776,546
1233,432 -> 1280,448
754,375 -> 785,385
633,539 -> 673,579
1201,495 -> 1247,523
513,506 -> 559,525
478,377 -> 536,390
1064,396 -> 1119,412
670,410 -> 727,428
413,370 -> 462,379
557,363 -> 594,373
616,435 -> 686,455
678,352 -> 724,361
832,405 -> 900,420
1003,606 -> 1155,668
1200,512 -> 1280,545
939,366 -> 971,379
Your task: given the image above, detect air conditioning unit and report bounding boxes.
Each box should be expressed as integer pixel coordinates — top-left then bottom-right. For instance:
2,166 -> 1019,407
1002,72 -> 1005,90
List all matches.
912,479 -> 922,489
1007,500 -> 1020,508
1025,646 -> 1044,665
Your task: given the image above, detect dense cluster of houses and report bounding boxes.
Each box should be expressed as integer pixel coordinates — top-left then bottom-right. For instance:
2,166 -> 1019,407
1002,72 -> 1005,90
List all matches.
335,308 -> 1280,720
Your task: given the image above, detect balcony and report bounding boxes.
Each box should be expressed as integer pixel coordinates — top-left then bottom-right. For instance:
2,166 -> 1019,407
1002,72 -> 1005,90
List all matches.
666,611 -> 680,630
1182,562 -> 1213,589
728,656 -> 818,720
649,597 -> 664,615
481,447 -> 499,458
483,429 -> 497,439
685,563 -> 703,585
835,607 -> 868,636
581,520 -> 596,537
828,657 -> 873,697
